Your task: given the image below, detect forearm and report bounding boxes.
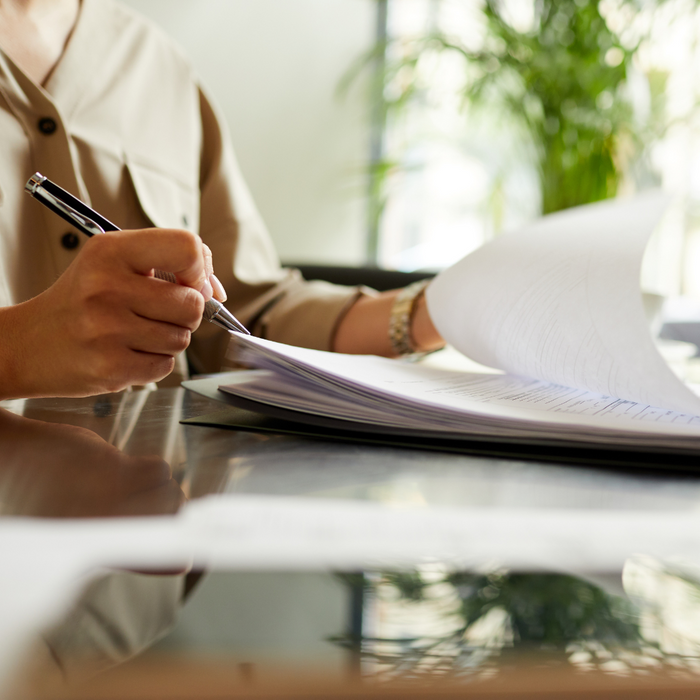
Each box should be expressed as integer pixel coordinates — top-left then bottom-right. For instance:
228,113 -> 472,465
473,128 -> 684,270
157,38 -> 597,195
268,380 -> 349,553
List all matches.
332,289 -> 444,356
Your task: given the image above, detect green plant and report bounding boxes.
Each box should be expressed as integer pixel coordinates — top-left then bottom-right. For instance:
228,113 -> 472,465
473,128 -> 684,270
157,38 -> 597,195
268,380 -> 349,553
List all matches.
464,0 -> 635,213
384,0 -> 643,216
353,0 -> 692,234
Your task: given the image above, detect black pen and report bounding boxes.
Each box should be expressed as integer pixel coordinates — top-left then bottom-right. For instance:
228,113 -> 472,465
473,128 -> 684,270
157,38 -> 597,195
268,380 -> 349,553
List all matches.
25,173 -> 250,335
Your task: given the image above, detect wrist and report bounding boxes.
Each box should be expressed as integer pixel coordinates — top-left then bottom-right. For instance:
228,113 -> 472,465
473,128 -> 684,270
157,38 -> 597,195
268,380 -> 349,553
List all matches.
388,279 -> 445,356
410,289 -> 445,354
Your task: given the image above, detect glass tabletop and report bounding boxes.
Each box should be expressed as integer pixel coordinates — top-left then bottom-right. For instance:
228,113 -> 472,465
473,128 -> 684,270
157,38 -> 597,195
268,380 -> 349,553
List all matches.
3,387 -> 700,697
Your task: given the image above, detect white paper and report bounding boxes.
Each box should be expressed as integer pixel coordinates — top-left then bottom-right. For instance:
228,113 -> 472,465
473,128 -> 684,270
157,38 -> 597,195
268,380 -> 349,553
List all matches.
221,336 -> 700,448
206,193 -> 700,450
427,193 -> 700,415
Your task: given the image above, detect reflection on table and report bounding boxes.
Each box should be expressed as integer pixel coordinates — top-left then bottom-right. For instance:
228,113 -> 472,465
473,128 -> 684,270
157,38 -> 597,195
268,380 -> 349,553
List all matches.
3,387 -> 700,698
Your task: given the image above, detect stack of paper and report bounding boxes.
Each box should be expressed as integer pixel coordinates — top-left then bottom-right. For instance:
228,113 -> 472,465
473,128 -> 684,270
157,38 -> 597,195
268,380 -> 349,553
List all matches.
210,193 -> 700,452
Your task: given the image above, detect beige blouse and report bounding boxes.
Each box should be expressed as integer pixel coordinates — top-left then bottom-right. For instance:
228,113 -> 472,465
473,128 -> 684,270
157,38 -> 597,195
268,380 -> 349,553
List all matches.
0,0 -> 362,384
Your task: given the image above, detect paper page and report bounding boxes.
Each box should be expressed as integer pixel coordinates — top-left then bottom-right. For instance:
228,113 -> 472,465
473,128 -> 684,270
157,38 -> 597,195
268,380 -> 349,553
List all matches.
225,335 -> 700,444
426,193 -> 700,415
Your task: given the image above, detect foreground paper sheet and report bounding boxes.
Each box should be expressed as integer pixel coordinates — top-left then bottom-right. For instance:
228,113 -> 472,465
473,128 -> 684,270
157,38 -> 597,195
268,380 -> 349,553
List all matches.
427,192 -> 700,414
184,494 -> 700,573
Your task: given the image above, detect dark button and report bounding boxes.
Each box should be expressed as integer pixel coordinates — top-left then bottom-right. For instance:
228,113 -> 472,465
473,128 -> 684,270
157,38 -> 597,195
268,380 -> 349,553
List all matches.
38,117 -> 57,135
61,232 -> 80,250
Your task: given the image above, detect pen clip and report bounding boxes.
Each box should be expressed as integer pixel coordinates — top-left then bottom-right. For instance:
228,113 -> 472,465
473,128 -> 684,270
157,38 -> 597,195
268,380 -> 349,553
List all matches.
25,173 -> 112,237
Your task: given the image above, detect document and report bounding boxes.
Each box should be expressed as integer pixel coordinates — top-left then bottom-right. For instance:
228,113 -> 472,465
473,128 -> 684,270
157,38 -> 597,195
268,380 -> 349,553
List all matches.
197,192 -> 700,452
426,191 -> 697,413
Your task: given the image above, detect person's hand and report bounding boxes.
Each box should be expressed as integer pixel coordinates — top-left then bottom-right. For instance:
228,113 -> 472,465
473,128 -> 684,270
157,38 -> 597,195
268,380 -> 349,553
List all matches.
0,228 -> 215,399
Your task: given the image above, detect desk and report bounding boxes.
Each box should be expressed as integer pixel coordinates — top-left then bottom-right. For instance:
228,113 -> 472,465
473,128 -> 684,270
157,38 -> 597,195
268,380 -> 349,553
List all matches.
3,388 -> 700,698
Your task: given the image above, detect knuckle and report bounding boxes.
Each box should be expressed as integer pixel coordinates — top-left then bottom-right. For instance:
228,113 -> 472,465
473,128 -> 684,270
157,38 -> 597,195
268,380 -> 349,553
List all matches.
182,287 -> 205,326
152,355 -> 176,381
174,229 -> 202,259
172,328 -> 192,353
120,352 -> 175,387
102,377 -> 128,394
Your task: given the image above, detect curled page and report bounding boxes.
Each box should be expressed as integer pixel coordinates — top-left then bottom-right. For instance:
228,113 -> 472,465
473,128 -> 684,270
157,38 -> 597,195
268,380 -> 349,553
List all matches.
426,193 -> 700,415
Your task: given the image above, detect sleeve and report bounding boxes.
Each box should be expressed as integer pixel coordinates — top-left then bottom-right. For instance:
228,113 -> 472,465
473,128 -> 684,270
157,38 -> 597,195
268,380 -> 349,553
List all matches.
186,87 -> 366,375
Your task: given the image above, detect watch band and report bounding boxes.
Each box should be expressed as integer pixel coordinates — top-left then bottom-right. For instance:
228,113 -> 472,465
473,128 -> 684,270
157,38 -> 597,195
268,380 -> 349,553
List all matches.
388,279 -> 431,356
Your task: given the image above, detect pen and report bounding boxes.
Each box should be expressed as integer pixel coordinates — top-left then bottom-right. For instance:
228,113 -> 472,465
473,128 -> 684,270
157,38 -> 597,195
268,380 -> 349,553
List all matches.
24,173 -> 250,335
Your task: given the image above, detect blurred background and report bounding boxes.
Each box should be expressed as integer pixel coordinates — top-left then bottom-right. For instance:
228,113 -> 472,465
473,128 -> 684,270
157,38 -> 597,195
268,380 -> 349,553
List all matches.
122,0 -> 376,266
125,0 -> 700,294
370,0 -> 700,298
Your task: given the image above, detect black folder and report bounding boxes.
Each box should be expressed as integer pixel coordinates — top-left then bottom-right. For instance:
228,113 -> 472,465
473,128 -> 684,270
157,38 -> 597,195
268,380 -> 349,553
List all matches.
182,376 -> 700,473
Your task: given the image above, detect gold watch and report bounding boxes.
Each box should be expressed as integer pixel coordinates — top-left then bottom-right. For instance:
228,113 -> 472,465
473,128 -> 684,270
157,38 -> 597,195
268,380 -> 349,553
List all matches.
388,279 -> 431,356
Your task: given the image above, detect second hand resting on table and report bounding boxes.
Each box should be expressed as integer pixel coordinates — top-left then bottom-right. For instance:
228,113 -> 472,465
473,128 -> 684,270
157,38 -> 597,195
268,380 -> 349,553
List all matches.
0,226 -> 444,401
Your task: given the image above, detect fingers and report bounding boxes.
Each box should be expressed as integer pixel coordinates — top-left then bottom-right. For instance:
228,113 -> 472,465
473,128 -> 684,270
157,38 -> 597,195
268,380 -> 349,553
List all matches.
73,260 -> 204,337
95,230 -> 226,303
200,244 -> 214,301
3,227 -> 231,398
202,243 -> 214,280
125,273 -> 205,330
73,308 -> 194,381
125,315 -> 193,356
102,348 -> 177,390
210,273 -> 227,302
203,243 -> 227,302
105,229 -> 210,296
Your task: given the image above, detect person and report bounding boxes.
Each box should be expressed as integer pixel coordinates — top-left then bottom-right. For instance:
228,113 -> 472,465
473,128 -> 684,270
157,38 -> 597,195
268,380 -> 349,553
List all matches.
0,0 -> 444,401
